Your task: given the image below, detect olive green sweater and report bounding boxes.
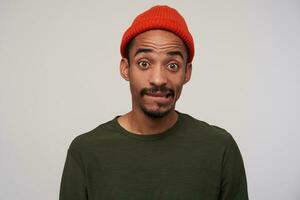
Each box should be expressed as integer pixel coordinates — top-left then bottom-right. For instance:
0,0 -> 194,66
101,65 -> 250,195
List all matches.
60,112 -> 248,200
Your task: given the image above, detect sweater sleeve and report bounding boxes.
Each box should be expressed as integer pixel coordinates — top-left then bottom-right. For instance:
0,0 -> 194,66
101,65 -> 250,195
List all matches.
59,148 -> 88,200
218,134 -> 249,200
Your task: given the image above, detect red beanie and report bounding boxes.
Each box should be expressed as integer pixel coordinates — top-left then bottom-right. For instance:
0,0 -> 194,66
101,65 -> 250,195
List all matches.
120,5 -> 194,62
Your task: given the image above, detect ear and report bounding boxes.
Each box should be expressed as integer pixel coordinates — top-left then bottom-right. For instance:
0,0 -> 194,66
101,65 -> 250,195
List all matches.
120,58 -> 130,81
183,62 -> 192,84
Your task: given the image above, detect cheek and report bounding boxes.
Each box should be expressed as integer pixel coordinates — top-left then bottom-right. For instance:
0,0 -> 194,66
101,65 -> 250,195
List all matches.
174,85 -> 183,101
129,76 -> 144,97
129,81 -> 139,95
172,78 -> 185,100
129,68 -> 150,92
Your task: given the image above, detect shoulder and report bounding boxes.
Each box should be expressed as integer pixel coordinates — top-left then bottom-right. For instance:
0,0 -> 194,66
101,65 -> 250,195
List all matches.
179,112 -> 235,145
68,118 -> 117,152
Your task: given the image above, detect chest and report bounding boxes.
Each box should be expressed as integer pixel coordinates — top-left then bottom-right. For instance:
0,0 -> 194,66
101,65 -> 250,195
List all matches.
84,139 -> 223,199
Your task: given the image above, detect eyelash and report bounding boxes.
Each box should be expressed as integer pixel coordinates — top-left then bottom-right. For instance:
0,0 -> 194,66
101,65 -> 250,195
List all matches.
167,63 -> 179,71
137,60 -> 150,69
137,60 -> 180,71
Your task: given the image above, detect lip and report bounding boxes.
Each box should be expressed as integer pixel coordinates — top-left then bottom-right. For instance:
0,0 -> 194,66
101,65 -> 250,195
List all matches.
147,92 -> 166,97
144,94 -> 173,104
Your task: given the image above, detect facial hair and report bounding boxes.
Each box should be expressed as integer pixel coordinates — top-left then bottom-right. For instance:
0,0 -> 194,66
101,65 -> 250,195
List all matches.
139,86 -> 175,118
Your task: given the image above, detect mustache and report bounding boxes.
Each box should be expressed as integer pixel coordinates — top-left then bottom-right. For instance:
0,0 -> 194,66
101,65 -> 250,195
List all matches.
140,86 -> 174,97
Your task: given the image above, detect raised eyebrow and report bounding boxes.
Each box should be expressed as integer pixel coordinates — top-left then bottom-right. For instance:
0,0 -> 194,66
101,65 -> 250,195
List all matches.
166,51 -> 184,60
134,48 -> 153,57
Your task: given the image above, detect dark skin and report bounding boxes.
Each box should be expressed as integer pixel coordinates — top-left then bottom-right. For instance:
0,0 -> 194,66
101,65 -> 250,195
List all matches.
118,30 -> 192,135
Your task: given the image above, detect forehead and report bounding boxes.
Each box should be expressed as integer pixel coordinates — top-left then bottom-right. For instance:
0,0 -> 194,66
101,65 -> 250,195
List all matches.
132,30 -> 187,55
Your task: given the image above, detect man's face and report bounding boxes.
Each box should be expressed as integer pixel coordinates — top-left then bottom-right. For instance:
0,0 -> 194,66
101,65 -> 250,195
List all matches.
120,30 -> 192,118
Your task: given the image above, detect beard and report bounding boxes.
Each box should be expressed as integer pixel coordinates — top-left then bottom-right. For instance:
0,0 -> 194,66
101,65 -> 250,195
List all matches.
139,85 -> 176,118
140,103 -> 174,118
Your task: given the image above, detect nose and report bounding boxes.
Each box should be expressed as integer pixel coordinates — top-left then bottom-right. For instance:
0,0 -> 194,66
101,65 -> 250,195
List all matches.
149,65 -> 167,87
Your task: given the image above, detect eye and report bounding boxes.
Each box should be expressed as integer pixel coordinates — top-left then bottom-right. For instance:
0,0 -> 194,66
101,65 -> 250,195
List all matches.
138,60 -> 150,69
167,63 -> 179,71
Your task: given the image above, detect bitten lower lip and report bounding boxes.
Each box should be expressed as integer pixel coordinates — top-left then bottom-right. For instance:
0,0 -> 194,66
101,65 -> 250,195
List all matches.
145,94 -> 173,104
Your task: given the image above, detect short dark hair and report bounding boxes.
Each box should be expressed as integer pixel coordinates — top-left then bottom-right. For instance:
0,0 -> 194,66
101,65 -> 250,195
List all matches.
125,39 -> 135,63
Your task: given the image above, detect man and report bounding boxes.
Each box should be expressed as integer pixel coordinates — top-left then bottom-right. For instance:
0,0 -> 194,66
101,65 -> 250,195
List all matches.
60,5 -> 248,200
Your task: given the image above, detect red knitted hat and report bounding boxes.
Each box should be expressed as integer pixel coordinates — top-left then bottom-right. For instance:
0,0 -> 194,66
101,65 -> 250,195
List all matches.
120,5 -> 194,62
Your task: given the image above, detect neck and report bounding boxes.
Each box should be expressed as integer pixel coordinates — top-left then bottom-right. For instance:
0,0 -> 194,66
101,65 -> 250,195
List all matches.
118,109 -> 178,135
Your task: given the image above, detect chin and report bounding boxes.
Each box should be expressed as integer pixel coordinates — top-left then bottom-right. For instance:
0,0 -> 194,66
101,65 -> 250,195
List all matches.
141,105 -> 174,118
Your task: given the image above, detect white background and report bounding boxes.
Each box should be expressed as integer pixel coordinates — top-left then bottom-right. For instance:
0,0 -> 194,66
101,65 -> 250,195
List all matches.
1,0 -> 299,199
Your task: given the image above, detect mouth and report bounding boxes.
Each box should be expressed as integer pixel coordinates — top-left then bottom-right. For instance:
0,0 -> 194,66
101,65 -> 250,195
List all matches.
140,87 -> 175,105
144,91 -> 174,104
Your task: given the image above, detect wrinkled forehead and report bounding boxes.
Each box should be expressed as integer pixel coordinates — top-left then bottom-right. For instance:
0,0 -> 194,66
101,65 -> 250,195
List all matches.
131,30 -> 188,59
